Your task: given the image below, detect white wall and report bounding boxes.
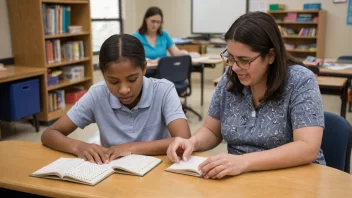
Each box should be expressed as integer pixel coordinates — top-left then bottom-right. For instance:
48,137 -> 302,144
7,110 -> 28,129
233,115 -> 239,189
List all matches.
0,0 -> 12,59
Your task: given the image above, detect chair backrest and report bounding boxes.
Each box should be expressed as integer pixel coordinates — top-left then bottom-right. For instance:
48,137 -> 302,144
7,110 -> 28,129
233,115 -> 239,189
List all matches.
157,55 -> 192,83
337,56 -> 352,64
321,112 -> 352,173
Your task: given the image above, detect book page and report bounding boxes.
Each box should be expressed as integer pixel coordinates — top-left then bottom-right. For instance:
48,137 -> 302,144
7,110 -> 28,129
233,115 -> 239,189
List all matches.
64,162 -> 114,185
109,154 -> 162,176
31,158 -> 84,179
165,156 -> 207,177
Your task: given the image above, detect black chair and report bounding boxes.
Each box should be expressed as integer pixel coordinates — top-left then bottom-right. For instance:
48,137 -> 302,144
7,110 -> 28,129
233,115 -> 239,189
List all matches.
157,55 -> 202,120
321,112 -> 352,173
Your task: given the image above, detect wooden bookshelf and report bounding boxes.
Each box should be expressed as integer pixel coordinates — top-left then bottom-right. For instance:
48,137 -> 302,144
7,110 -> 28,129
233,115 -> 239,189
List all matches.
44,32 -> 90,39
7,0 -> 93,122
268,10 -> 326,59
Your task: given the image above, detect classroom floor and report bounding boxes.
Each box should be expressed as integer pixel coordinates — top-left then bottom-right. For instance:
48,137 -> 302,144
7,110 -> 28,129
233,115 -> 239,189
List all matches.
1,65 -> 352,172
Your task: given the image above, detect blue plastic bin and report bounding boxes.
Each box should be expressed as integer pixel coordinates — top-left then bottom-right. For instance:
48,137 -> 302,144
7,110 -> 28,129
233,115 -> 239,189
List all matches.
303,3 -> 321,10
0,78 -> 41,121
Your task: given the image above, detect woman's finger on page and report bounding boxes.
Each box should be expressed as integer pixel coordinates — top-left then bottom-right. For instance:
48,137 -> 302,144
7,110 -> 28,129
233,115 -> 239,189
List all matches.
214,168 -> 229,179
182,143 -> 193,161
109,150 -> 120,161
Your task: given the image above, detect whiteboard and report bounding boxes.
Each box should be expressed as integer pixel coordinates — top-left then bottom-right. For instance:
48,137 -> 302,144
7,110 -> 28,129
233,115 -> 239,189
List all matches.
192,0 -> 248,34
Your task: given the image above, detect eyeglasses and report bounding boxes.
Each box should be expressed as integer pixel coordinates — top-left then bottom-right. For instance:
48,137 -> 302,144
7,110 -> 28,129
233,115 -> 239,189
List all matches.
149,20 -> 162,25
220,49 -> 261,70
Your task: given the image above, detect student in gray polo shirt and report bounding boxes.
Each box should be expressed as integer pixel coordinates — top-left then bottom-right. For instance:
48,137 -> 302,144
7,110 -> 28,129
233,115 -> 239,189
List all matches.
42,34 -> 191,164
167,12 -> 326,179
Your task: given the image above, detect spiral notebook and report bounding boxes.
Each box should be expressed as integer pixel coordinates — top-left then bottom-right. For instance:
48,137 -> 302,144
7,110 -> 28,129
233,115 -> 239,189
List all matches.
31,154 -> 162,186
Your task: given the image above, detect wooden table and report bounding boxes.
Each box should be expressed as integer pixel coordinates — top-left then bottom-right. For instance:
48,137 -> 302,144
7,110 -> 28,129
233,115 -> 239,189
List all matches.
0,140 -> 352,198
0,66 -> 46,139
213,76 -> 348,118
176,41 -> 208,54
148,54 -> 223,106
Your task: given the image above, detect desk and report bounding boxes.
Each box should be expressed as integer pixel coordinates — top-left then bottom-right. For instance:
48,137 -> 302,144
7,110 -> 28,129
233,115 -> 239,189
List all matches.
213,76 -> 348,118
1,140 -> 352,198
176,41 -> 208,54
0,66 -> 46,139
305,61 -> 352,112
147,55 -> 223,106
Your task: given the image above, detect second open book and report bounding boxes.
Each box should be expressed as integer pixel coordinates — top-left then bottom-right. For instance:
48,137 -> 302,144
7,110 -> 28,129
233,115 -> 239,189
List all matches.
165,156 -> 208,177
31,154 -> 162,186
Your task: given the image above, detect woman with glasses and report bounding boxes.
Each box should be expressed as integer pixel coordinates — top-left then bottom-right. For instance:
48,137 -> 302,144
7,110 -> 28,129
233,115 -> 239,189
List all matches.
167,12 -> 325,179
133,6 -> 188,77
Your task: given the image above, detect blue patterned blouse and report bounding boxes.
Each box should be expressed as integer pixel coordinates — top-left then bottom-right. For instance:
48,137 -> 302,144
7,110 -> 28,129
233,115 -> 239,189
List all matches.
208,65 -> 326,164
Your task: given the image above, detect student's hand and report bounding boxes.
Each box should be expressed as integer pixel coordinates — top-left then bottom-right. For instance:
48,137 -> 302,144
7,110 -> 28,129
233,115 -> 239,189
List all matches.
167,137 -> 195,163
107,143 -> 132,161
198,154 -> 248,179
181,49 -> 189,55
74,142 -> 109,164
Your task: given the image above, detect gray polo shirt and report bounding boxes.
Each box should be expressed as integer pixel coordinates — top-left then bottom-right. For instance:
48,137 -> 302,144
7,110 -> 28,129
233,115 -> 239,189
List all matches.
209,65 -> 326,164
67,77 -> 186,147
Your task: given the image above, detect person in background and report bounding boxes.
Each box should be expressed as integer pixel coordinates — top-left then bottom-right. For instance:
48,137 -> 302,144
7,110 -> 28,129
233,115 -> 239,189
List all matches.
167,11 -> 326,179
42,34 -> 191,164
133,6 -> 188,77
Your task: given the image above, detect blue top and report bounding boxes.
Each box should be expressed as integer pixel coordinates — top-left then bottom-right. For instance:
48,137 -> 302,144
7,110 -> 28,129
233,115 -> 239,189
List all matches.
132,30 -> 175,60
67,77 -> 186,147
208,65 -> 326,164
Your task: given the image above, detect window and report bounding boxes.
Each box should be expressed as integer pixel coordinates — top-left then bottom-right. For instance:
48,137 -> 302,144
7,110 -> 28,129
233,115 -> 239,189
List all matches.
91,0 -> 123,54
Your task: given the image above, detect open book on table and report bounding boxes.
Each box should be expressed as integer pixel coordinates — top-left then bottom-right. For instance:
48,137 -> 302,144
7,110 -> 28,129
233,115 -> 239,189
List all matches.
31,154 -> 162,186
165,156 -> 207,177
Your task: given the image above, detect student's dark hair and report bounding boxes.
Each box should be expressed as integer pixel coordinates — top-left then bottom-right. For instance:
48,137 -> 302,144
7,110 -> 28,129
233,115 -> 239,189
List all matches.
99,34 -> 146,73
224,11 -> 303,102
138,6 -> 163,35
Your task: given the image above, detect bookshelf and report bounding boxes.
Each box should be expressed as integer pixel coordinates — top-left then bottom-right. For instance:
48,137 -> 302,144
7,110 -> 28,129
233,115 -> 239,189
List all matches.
7,0 -> 93,123
268,10 -> 326,59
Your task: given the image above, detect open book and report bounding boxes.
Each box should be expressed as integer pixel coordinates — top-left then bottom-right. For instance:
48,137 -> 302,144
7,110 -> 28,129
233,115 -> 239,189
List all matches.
165,156 -> 207,177
31,154 -> 162,186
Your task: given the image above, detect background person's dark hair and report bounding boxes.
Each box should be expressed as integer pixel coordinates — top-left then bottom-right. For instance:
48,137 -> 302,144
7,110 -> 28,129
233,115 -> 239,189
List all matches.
99,34 -> 146,73
224,11 -> 303,102
138,6 -> 163,35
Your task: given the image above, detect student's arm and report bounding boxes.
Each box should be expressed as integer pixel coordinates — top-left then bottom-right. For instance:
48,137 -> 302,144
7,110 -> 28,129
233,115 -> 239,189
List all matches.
198,70 -> 325,179
107,83 -> 191,160
41,91 -> 109,164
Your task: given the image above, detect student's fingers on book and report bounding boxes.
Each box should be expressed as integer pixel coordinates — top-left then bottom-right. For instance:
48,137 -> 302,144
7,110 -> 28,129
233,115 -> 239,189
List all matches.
83,151 -> 95,163
167,140 -> 181,163
95,148 -> 109,164
207,165 -> 226,179
182,144 -> 193,161
90,151 -> 103,164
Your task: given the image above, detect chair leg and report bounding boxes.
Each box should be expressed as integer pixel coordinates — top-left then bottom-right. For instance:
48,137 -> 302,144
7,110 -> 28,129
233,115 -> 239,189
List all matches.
33,114 -> 40,132
182,105 -> 202,121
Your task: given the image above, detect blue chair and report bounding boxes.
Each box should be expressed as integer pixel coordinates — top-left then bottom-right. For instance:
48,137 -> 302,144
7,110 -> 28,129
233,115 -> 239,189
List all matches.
321,112 -> 352,173
157,55 -> 202,120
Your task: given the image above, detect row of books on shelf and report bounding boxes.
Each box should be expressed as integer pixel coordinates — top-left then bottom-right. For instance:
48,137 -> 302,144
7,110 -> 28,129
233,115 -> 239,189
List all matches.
47,65 -> 85,86
42,4 -> 71,35
275,13 -> 318,23
285,43 -> 317,51
46,40 -> 86,64
278,26 -> 316,36
48,87 -> 87,112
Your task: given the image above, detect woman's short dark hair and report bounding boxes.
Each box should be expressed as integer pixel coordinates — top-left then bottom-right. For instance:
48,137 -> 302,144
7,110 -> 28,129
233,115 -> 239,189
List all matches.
224,11 -> 303,102
138,6 -> 163,35
99,34 -> 146,73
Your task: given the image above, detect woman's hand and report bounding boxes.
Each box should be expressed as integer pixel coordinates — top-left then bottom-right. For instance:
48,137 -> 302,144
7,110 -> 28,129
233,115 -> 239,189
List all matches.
167,137 -> 195,163
73,142 -> 109,164
198,154 -> 249,179
106,143 -> 132,161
